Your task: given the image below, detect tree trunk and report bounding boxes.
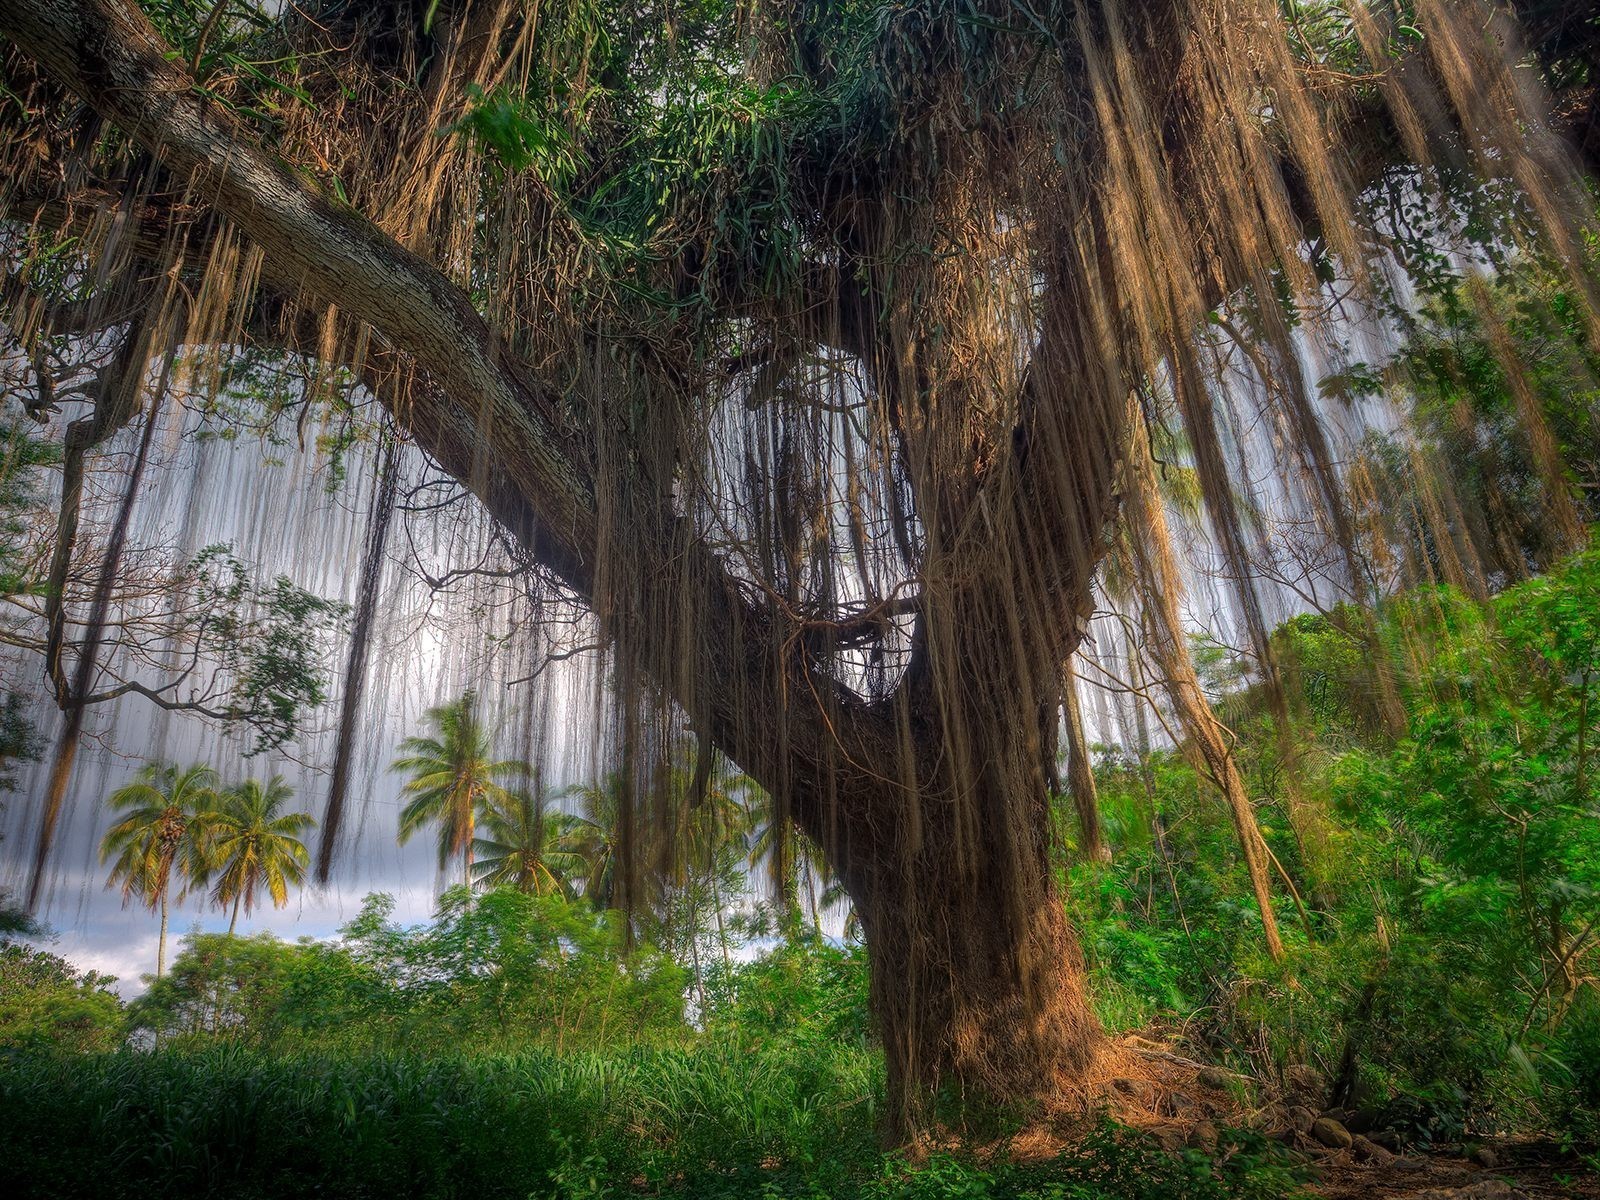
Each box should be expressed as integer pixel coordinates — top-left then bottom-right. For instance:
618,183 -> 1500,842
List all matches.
711,873 -> 732,970
1193,726 -> 1286,962
157,888 -> 169,978
1062,656 -> 1109,862
838,769 -> 1100,1137
228,893 -> 241,937
798,656 -> 1105,1135
1122,415 -> 1287,962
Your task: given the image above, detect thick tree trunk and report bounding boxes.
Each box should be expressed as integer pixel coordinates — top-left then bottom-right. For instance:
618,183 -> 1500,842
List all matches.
840,771 -> 1100,1135
798,658 -> 1105,1133
857,876 -> 1096,1133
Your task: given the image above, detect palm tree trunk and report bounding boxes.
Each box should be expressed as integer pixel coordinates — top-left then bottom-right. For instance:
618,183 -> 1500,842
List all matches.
157,888 -> 169,977
228,892 -> 241,936
710,872 -> 732,969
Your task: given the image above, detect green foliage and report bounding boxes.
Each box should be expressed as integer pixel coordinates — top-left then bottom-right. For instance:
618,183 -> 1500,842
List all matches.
127,932 -> 300,1046
0,943 -> 123,1054
0,1043 -> 1302,1200
189,544 -> 348,752
0,409 -> 58,596
1353,253 -> 1600,577
1071,541 -> 1600,1143
447,84 -> 585,187
130,887 -> 689,1054
0,690 -> 43,792
703,937 -> 873,1053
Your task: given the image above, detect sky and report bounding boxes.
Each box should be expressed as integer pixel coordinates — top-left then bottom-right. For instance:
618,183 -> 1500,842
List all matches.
2,399 -> 611,997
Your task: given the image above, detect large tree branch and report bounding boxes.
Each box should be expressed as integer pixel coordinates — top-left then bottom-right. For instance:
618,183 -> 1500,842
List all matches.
0,0 -> 917,883
1,0 -> 597,586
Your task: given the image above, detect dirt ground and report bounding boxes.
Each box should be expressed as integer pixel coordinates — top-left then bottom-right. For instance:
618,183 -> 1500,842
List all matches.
1032,1033 -> 1600,1200
1309,1139 -> 1599,1200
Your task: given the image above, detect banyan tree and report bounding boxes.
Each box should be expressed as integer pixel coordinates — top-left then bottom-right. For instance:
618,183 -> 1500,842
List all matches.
2,0 -> 1598,1129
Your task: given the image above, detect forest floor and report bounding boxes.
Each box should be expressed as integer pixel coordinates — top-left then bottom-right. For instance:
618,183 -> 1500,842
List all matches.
1309,1140 -> 1600,1200
1014,1033 -> 1600,1200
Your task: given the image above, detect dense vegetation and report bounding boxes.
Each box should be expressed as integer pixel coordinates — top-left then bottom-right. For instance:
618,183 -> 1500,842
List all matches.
5,540 -> 1599,1195
4,0 -> 1600,1195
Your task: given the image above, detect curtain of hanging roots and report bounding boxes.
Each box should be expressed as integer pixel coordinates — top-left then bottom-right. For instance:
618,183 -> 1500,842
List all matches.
1,0 -> 1596,1128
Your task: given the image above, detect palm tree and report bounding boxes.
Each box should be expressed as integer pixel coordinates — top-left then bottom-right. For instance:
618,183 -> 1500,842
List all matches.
393,690 -> 528,879
748,810 -> 828,938
206,775 -> 315,935
562,773 -> 624,909
471,787 -> 585,896
669,751 -> 757,975
100,762 -> 218,977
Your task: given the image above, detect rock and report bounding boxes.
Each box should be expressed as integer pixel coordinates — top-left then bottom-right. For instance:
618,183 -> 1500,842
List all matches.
1163,1089 -> 1196,1118
1109,1077 -> 1155,1107
1350,1135 -> 1394,1165
1311,1116 -> 1354,1150
1287,1105 -> 1318,1134
1187,1120 -> 1219,1154
1150,1124 -> 1187,1152
1285,1063 -> 1327,1100
1344,1107 -> 1379,1134
1366,1129 -> 1403,1152
1468,1144 -> 1499,1169
1197,1066 -> 1233,1090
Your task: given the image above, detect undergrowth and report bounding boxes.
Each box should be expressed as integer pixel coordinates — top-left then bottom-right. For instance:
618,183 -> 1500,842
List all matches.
0,1045 -> 1306,1199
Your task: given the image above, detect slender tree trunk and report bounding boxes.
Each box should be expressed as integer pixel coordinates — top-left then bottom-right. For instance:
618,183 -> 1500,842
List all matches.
1203,734 -> 1286,962
228,892 -> 241,936
157,888 -> 169,978
710,872 -> 732,969
1122,416 -> 1286,962
1063,656 -> 1109,862
805,863 -> 822,934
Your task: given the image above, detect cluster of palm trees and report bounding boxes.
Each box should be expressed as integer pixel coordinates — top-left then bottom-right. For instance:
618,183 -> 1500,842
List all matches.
100,765 -> 314,976
392,691 -> 675,905
394,692 -> 839,939
100,690 -> 841,982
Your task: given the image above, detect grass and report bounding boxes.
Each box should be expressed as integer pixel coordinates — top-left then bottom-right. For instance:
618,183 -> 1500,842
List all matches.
0,1044 -> 1308,1199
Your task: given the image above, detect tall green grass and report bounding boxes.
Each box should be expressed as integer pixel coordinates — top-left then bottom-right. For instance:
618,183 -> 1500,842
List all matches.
0,1045 -> 1304,1199
0,1043 -> 878,1198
